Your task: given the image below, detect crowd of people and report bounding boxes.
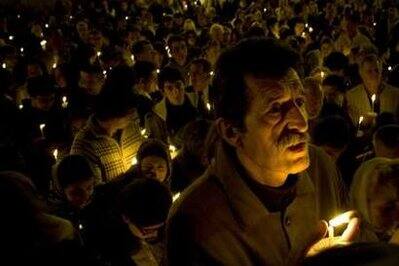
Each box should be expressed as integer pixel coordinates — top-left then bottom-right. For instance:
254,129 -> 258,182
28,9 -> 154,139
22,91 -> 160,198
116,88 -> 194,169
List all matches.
0,0 -> 399,265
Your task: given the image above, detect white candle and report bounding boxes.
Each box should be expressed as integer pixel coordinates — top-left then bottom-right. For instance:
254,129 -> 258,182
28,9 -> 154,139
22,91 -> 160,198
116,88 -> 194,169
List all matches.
39,124 -> 46,138
173,192 -> 181,202
371,94 -> 376,111
320,71 -> 325,79
309,27 -> 314,33
125,16 -> 129,21
40,40 -> 47,50
2,63 -> 6,69
8,35 -> 14,41
96,51 -> 102,57
328,225 -> 334,238
131,156 -> 138,166
52,62 -> 57,69
388,66 -> 393,71
209,71 -> 214,76
53,149 -> 58,160
18,104 -> 23,110
206,103 -> 211,111
20,47 -> 24,53
62,96 -> 68,108
45,23 -> 49,28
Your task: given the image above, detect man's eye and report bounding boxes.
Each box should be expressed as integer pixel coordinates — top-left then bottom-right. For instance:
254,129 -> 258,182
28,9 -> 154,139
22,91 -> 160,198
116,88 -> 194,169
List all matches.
269,103 -> 282,113
295,98 -> 306,107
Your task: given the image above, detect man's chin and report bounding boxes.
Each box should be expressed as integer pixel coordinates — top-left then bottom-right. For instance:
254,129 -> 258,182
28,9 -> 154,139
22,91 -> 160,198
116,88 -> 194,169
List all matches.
287,147 -> 310,174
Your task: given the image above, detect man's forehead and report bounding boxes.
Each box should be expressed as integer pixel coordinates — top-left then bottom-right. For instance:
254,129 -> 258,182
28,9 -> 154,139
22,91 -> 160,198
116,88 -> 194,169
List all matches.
244,69 -> 304,96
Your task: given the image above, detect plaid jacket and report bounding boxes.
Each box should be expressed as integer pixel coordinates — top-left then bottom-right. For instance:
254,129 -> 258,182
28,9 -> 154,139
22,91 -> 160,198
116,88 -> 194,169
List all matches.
71,115 -> 143,184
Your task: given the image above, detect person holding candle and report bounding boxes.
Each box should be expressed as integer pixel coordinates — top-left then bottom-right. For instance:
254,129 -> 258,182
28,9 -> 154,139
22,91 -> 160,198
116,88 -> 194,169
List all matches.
345,53 -> 399,129
71,70 -> 143,184
167,38 -> 358,266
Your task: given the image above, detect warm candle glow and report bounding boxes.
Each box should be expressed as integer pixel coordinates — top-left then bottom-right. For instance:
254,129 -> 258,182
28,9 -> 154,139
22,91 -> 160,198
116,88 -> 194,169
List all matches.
206,103 -> 211,111
53,149 -> 58,160
62,96 -> 68,108
2,63 -> 6,69
97,51 -> 102,57
18,104 -> 23,110
40,40 -> 47,50
358,116 -> 364,125
329,212 -> 351,227
371,94 -> 376,103
131,156 -> 138,166
173,192 -> 181,202
8,35 -> 14,41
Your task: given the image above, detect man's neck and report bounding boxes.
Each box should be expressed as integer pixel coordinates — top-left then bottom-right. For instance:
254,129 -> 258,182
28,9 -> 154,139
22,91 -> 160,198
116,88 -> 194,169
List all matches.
236,149 -> 288,187
364,82 -> 380,95
96,118 -> 116,136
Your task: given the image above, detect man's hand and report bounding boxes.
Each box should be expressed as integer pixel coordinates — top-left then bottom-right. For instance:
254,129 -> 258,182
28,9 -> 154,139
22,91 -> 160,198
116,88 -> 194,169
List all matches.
306,211 -> 361,257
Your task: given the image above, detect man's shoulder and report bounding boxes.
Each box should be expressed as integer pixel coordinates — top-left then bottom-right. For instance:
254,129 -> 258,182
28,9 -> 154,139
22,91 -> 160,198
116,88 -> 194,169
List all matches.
346,84 -> 363,97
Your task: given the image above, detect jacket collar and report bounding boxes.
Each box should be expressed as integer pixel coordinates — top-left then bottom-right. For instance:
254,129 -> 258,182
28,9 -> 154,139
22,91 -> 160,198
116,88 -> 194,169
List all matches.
208,142 -> 315,230
153,96 -> 197,122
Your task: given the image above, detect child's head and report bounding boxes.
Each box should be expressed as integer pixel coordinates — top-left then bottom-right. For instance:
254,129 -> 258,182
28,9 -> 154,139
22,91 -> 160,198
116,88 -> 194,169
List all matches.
56,155 -> 95,209
119,178 -> 172,240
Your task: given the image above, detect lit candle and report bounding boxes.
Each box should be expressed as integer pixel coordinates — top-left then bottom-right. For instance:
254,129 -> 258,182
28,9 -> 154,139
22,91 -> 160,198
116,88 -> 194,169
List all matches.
305,23 -> 309,28
53,149 -> 58,160
40,40 -> 47,50
173,192 -> 181,202
20,47 -> 24,53
97,51 -> 102,57
309,27 -> 314,33
140,129 -> 148,138
320,71 -> 325,79
69,15 -> 73,20
79,224 -> 84,230
125,16 -> 129,21
52,62 -> 57,69
39,124 -> 46,138
206,103 -> 211,111
8,35 -> 14,41
263,8 -> 267,12
165,46 -> 172,58
2,63 -> 6,69
131,156 -> 138,166
156,69 -> 160,74
103,70 -> 107,77
18,104 -> 23,110
209,71 -> 214,76
62,96 -> 68,108
301,32 -> 306,38
371,94 -> 376,111
388,66 -> 393,71
45,23 -> 49,28
130,54 -> 135,63
328,212 -> 351,238
373,22 -> 377,26
357,116 -> 364,137
17,14 -> 21,19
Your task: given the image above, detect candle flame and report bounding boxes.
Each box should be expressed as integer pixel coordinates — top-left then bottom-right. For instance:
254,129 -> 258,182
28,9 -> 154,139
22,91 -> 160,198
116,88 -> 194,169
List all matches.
53,149 -> 58,160
131,156 -> 138,166
18,104 -> 23,110
371,94 -> 376,103
97,51 -> 102,57
206,103 -> 211,111
359,116 -> 364,125
328,212 -> 351,227
2,63 -> 6,69
52,63 -> 57,69
173,192 -> 181,202
8,35 -> 14,41
320,71 -> 325,79
40,124 -> 46,131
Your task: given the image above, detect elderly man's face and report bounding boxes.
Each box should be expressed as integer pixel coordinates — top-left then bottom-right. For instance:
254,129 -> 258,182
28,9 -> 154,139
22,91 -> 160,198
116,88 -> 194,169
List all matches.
239,69 -> 309,177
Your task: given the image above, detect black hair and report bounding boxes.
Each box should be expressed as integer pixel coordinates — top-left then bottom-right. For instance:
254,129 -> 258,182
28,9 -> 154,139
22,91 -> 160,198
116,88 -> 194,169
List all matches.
118,178 -> 172,227
374,125 -> 399,148
27,76 -> 55,97
182,119 -> 212,158
137,139 -> 170,165
132,40 -> 152,56
322,75 -> 347,93
158,66 -> 184,91
324,52 -> 349,72
95,66 -> 137,120
190,58 -> 212,74
312,116 -> 350,149
132,61 -> 156,83
213,37 -> 299,129
167,34 -> 186,47
56,155 -> 95,189
0,69 -> 13,95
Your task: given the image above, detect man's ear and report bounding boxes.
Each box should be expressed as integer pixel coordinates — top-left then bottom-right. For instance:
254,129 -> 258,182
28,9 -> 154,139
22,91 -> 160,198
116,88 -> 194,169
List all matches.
215,118 -> 243,148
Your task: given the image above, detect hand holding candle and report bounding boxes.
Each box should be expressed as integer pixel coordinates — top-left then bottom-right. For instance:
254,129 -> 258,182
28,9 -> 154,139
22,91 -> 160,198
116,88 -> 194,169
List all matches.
371,94 -> 376,112
307,211 -> 360,257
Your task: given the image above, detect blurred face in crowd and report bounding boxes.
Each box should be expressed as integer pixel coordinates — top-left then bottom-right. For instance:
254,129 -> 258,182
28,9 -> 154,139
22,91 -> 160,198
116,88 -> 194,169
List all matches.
137,43 -> 156,63
76,21 -> 89,41
322,84 -> 344,106
163,80 -> 185,105
27,64 -> 43,79
222,69 -> 309,185
143,70 -> 158,93
360,58 -> 382,89
141,156 -> 168,182
79,71 -> 104,95
190,63 -> 210,92
369,177 -> 399,233
186,32 -> 197,47
294,22 -> 305,37
170,40 -> 187,66
64,178 -> 94,209
89,30 -> 104,50
373,138 -> 399,159
303,79 -> 323,119
31,93 -> 55,111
